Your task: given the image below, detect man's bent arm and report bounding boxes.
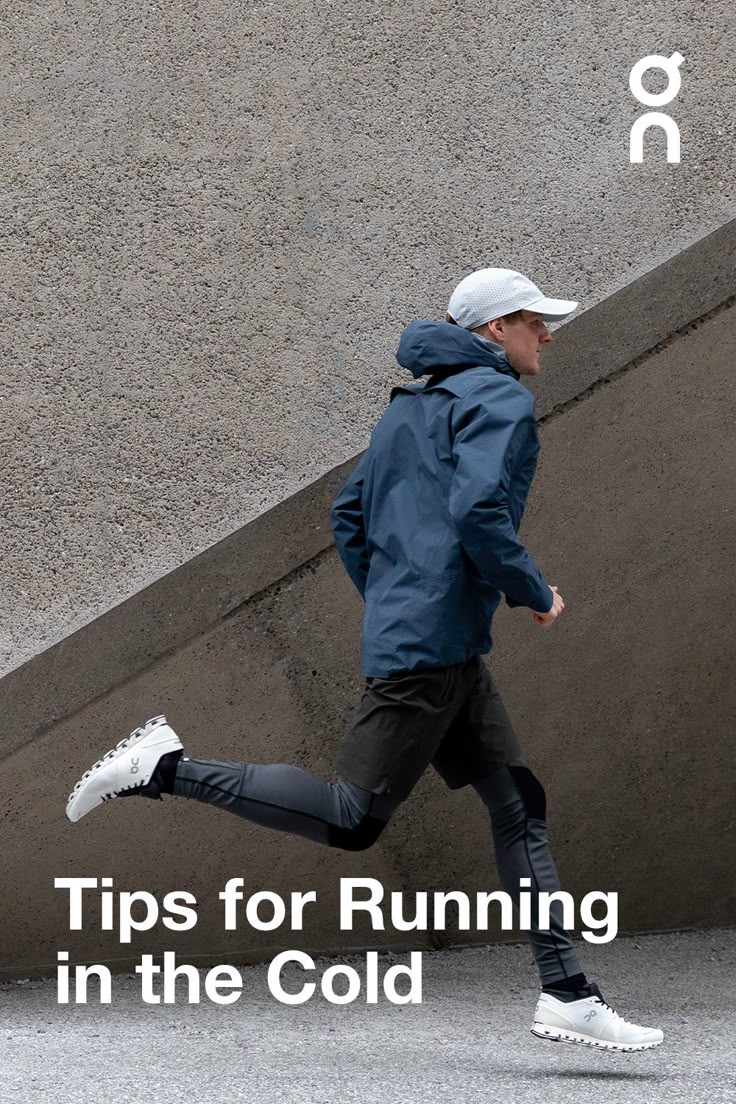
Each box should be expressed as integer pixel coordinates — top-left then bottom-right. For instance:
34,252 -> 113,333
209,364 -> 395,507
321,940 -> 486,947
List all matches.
449,387 -> 554,613
330,452 -> 370,600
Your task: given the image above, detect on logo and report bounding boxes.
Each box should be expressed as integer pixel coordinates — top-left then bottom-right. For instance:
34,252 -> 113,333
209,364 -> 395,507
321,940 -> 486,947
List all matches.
629,52 -> 684,164
130,756 -> 140,775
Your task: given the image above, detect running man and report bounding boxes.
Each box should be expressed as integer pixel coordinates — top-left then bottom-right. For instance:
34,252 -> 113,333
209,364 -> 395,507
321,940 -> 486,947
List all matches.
66,267 -> 663,1051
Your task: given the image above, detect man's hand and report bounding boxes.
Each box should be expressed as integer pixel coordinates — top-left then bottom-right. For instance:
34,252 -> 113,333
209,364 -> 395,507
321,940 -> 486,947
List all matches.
533,585 -> 565,627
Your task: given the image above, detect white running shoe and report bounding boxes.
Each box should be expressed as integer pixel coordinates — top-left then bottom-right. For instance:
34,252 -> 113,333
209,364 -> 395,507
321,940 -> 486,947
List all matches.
532,983 -> 664,1052
66,716 -> 183,823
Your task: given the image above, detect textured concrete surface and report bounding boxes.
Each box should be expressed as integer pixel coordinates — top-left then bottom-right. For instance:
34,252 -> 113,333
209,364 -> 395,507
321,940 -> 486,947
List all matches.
2,931 -> 735,1104
2,300 -> 735,977
2,0 -> 736,675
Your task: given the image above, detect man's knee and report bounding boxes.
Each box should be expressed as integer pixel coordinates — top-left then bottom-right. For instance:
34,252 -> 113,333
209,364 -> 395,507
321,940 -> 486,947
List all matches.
326,814 -> 389,852
326,778 -> 400,851
508,763 -> 547,820
474,762 -> 547,823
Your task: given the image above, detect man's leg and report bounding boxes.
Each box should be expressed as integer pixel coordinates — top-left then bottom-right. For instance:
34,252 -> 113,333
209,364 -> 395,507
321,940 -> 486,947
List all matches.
431,658 -> 582,985
64,714 -> 404,845
172,662 -> 474,846
433,657 -> 663,1050
471,761 -> 584,986
171,758 -> 402,851
476,761 -> 663,1050
66,663 -> 471,835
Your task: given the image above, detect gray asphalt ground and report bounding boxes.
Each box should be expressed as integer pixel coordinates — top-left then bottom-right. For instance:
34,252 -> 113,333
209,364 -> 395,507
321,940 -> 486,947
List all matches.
1,929 -> 734,1104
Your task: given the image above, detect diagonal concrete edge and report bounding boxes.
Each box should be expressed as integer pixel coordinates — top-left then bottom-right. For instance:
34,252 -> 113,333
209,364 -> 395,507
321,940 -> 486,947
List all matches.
534,219 -> 736,413
2,219 -> 735,763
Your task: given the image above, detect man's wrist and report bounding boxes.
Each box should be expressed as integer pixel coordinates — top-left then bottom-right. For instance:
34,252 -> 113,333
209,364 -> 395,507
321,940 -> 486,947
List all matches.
533,587 -> 554,614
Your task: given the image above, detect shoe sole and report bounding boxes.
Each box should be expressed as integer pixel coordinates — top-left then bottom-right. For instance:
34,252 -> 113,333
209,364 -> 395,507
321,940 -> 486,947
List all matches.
66,715 -> 180,823
531,1023 -> 663,1052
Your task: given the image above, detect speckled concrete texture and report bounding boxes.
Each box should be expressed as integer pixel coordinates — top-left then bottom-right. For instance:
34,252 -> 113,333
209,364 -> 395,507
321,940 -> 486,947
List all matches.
2,0 -> 735,675
1,303 -> 735,977
1,931 -> 735,1104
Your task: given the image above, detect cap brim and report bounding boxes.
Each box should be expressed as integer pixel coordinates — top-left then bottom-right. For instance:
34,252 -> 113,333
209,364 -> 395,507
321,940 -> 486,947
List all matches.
526,296 -> 578,322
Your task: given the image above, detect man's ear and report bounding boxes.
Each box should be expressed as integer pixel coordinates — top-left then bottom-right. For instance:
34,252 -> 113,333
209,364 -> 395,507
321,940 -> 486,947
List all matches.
486,317 -> 505,343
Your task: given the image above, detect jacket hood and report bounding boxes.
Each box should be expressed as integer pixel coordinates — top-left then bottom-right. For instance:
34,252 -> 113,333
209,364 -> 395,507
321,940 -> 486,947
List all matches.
396,320 -> 518,380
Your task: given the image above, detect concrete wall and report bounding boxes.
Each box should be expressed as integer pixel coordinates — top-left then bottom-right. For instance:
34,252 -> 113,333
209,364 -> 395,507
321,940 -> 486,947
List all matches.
2,231 -> 734,979
3,0 -> 735,676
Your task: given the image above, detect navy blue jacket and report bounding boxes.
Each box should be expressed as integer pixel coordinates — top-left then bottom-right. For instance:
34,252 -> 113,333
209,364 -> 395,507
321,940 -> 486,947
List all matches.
331,321 -> 553,677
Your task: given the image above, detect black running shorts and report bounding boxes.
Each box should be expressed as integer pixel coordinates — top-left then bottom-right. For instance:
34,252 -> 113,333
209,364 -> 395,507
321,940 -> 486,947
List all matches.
336,655 -> 521,799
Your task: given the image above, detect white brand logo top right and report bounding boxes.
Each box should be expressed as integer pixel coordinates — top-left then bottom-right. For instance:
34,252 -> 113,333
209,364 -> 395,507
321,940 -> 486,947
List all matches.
629,52 -> 684,164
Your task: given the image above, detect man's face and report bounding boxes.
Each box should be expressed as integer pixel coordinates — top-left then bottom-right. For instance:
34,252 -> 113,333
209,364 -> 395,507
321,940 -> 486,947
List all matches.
489,310 -> 552,376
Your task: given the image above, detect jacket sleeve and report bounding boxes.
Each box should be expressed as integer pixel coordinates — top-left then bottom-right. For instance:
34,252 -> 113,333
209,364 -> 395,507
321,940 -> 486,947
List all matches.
330,452 -> 370,600
448,385 -> 554,613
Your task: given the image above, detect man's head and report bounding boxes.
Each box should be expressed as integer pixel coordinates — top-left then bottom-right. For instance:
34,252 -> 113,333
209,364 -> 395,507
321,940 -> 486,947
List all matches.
446,267 -> 578,377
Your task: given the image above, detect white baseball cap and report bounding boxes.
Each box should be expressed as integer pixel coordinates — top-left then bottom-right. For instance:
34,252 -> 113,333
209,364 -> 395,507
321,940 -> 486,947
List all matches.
448,268 -> 578,329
